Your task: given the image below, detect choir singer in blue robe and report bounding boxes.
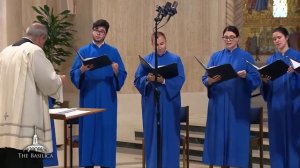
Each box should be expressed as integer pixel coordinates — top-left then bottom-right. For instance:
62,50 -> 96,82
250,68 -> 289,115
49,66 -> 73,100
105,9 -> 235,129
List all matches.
134,31 -> 185,168
261,26 -> 300,168
70,19 -> 127,168
202,26 -> 260,168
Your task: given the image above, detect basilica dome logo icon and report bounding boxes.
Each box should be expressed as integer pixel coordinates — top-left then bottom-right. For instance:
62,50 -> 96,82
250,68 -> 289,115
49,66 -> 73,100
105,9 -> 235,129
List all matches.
24,125 -> 47,153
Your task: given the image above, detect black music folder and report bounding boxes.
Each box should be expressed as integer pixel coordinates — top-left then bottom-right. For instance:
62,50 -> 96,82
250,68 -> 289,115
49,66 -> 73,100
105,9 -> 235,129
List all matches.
73,48 -> 112,71
194,56 -> 238,82
139,55 -> 178,79
245,59 -> 289,80
80,55 -> 112,70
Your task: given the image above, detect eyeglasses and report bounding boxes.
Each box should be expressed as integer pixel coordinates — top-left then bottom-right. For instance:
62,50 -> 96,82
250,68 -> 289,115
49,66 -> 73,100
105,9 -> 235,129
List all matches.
222,35 -> 237,41
93,29 -> 106,34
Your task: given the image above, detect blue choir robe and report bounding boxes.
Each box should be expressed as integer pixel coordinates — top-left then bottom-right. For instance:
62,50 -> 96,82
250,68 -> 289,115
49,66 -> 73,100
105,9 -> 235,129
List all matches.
43,97 -> 58,167
134,51 -> 185,168
70,42 -> 127,167
202,47 -> 261,168
261,48 -> 300,168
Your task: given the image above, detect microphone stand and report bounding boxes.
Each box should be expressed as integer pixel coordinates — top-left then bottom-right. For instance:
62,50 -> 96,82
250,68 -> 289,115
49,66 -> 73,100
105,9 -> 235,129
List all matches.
153,4 -> 170,167
153,14 -> 162,168
151,2 -> 176,167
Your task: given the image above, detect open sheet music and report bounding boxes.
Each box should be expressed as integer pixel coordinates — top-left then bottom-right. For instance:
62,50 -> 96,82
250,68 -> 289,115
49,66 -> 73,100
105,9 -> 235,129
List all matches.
245,59 -> 289,80
194,56 -> 238,83
139,55 -> 178,79
288,58 -> 300,72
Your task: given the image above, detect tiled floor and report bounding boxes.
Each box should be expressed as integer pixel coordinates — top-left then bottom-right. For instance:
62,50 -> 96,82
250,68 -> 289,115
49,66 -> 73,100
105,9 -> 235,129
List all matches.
116,148 -> 269,168
51,147 -> 209,168
115,147 -> 209,168
51,146 -> 269,168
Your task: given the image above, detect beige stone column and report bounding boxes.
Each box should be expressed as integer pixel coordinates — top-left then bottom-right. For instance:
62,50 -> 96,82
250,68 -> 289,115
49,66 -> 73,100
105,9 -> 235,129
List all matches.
0,0 -> 7,50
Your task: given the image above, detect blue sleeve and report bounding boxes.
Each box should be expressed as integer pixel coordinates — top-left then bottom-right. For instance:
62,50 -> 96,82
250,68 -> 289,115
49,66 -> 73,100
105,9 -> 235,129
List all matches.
243,53 -> 261,92
202,53 -> 216,87
165,57 -> 185,99
201,53 -> 217,98
70,54 -> 83,89
113,50 -> 127,91
289,50 -> 300,95
134,64 -> 149,96
260,56 -> 273,101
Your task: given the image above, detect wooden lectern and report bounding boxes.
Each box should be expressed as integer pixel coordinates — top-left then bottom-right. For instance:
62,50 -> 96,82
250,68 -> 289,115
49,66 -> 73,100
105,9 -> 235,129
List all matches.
50,108 -> 105,168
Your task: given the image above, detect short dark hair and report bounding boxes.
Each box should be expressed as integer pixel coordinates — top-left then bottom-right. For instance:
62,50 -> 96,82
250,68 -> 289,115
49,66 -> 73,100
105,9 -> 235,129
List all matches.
92,19 -> 109,32
223,25 -> 239,37
151,31 -> 166,44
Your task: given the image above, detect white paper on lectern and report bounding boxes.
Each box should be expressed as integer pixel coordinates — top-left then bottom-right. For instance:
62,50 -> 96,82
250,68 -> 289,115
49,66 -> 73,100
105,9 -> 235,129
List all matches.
49,108 -> 89,117
49,108 -> 73,114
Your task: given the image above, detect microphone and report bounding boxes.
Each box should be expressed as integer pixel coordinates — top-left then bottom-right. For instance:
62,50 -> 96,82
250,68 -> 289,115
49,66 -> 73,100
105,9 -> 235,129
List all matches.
168,1 -> 178,16
155,1 -> 176,22
161,2 -> 172,17
172,1 -> 178,8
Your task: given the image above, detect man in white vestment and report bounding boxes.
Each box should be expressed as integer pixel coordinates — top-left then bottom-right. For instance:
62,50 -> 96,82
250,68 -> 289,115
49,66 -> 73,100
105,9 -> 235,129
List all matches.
0,23 -> 65,168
